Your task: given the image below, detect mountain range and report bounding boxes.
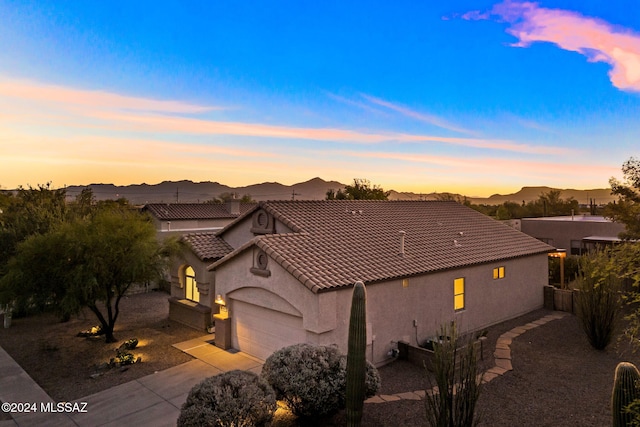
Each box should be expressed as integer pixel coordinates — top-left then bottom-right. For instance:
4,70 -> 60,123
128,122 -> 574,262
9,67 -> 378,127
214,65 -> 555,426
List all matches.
61,178 -> 616,206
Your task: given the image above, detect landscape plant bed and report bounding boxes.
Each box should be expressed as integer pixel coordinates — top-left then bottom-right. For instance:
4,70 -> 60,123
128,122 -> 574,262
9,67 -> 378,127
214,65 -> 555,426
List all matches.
0,300 -> 638,426
399,334 -> 485,371
0,290 -> 204,401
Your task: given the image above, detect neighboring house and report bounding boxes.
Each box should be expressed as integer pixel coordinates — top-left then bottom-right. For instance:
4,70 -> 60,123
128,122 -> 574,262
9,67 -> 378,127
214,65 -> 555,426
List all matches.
200,200 -> 553,365
515,215 -> 625,255
143,201 -> 255,235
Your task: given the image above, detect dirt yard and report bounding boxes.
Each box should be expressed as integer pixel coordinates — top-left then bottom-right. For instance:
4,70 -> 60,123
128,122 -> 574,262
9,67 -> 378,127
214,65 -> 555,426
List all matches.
1,291 -> 638,426
0,290 -> 203,401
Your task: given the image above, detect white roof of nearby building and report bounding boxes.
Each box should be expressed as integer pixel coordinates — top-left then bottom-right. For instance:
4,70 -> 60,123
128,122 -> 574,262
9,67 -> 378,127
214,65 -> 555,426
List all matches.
522,215 -> 613,223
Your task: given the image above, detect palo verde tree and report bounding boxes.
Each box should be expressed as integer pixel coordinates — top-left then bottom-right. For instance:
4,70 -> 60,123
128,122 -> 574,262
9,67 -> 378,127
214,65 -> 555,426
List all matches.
606,157 -> 640,240
326,178 -> 390,200
0,204 -> 181,342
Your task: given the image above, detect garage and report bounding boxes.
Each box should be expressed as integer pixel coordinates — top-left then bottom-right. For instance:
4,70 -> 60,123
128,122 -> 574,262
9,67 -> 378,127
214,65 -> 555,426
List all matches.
231,300 -> 307,361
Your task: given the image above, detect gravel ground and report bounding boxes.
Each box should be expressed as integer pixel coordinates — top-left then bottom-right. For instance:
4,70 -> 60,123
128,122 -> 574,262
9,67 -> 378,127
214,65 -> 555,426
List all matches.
0,290 -> 203,401
1,293 -> 637,426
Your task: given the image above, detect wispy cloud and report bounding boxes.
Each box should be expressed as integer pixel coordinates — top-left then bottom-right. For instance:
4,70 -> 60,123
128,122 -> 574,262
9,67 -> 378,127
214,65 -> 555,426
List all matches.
336,148 -> 617,182
90,111 -> 568,155
0,77 -> 220,113
462,1 -> 640,92
360,94 -> 474,134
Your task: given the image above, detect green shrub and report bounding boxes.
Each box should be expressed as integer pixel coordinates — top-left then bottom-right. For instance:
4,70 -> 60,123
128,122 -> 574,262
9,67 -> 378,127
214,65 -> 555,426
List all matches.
575,250 -> 621,350
261,343 -> 380,418
178,370 -> 276,427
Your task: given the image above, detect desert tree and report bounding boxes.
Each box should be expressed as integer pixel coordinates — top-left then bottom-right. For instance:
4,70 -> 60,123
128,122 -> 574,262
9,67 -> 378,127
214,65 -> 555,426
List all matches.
607,157 -> 640,240
0,204 -> 181,342
0,183 -> 67,277
326,178 -> 390,200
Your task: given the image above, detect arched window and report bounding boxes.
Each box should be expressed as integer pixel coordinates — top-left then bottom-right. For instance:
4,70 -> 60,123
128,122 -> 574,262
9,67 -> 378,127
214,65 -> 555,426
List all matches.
184,266 -> 200,303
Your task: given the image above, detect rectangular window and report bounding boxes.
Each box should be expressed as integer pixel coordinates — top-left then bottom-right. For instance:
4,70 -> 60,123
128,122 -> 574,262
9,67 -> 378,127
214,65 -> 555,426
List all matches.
493,266 -> 505,279
454,278 -> 465,311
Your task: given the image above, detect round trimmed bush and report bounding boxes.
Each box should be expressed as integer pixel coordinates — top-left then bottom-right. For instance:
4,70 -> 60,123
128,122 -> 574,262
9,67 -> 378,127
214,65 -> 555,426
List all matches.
177,370 -> 276,427
261,343 -> 381,418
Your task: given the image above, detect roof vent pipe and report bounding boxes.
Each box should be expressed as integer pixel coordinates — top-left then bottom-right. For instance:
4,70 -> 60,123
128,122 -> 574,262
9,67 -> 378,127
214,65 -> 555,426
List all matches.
399,231 -> 406,257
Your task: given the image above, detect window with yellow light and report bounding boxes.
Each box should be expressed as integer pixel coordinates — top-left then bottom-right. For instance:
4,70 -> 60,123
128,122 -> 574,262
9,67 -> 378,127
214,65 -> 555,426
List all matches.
454,277 -> 465,311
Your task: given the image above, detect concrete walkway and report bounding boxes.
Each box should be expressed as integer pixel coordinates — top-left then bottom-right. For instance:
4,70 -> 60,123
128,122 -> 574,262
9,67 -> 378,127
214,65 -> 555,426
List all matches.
0,335 -> 262,427
364,311 -> 569,404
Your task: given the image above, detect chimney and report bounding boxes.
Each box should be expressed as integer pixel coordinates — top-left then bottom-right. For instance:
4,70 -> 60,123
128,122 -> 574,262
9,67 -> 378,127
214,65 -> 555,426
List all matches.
399,231 -> 406,257
227,200 -> 241,215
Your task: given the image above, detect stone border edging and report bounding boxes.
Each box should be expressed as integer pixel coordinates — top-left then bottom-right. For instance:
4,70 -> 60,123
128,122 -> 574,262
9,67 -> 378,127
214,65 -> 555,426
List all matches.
365,311 -> 569,404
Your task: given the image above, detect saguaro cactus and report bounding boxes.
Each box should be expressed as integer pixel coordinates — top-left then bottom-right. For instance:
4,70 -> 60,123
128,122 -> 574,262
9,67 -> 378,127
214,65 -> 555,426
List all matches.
612,361 -> 640,427
346,280 -> 367,427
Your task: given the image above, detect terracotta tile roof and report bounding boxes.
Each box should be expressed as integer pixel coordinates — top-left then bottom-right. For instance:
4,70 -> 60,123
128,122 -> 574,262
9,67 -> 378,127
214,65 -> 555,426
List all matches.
183,232 -> 234,261
212,200 -> 555,293
143,203 -> 256,220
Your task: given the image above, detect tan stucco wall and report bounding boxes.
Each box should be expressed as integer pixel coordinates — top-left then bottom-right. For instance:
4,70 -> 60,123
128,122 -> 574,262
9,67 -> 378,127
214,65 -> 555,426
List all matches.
220,211 -> 295,250
214,244 -> 547,366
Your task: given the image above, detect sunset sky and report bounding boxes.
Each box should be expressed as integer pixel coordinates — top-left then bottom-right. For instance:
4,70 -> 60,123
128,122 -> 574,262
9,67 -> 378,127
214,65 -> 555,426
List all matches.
1,1 -> 639,196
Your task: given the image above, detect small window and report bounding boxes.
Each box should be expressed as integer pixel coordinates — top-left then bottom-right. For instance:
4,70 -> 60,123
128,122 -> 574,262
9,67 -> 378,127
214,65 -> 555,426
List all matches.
184,266 -> 200,303
493,266 -> 505,280
454,278 -> 465,311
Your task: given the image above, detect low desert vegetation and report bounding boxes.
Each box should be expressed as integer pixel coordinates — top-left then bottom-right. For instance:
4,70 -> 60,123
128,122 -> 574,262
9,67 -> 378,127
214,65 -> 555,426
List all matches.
574,249 -> 622,350
423,322 -> 482,427
261,343 -> 380,419
178,370 -> 276,427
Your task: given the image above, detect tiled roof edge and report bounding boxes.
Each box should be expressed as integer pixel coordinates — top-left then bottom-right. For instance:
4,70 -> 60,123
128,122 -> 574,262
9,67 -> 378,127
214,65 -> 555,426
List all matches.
215,203 -> 263,237
256,236 -> 320,293
208,236 -> 260,271
259,202 -> 305,233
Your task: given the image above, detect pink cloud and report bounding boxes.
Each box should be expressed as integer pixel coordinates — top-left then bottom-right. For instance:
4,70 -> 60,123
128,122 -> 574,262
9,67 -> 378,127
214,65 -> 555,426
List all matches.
91,111 -> 567,155
463,1 -> 640,92
336,149 -> 617,181
0,77 -> 219,113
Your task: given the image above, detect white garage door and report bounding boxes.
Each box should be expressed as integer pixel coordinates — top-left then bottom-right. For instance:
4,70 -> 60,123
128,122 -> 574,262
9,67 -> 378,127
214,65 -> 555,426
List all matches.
231,300 -> 307,361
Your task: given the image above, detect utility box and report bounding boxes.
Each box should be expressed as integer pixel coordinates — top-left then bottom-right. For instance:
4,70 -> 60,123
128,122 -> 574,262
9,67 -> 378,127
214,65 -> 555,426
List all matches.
214,314 -> 231,350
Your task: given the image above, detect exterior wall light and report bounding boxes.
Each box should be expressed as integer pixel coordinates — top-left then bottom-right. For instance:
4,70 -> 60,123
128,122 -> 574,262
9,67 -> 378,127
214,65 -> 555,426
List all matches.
214,294 -> 226,306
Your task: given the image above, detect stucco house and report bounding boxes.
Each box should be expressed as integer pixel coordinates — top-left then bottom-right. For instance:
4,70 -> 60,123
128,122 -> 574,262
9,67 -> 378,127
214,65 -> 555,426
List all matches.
179,200 -> 554,365
517,215 -> 625,255
143,201 -> 255,235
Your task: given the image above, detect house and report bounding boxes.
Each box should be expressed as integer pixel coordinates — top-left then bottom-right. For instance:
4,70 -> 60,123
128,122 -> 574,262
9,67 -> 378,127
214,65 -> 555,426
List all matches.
515,215 -> 625,255
177,200 -> 554,365
143,201 -> 255,235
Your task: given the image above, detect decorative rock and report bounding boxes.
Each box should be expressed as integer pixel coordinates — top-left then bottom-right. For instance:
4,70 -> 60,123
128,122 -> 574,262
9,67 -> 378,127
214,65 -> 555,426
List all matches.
495,358 -> 513,371
396,392 -> 422,400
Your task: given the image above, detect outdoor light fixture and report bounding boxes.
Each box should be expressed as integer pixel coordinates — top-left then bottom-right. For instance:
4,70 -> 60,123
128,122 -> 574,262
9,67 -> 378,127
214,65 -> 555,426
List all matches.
214,294 -> 226,306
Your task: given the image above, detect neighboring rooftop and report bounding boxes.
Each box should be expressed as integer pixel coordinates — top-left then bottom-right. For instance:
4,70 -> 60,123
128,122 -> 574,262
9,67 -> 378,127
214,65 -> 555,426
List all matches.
522,215 -> 613,223
212,200 -> 554,293
143,202 -> 256,220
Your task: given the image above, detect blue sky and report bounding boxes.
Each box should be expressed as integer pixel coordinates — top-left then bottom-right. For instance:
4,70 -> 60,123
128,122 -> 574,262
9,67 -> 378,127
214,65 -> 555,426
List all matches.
1,1 -> 639,196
